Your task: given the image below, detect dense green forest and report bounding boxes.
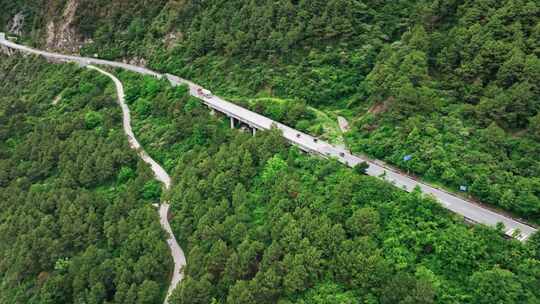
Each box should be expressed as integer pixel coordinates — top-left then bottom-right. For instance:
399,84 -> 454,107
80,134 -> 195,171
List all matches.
1,0 -> 540,302
0,55 -> 170,303
119,71 -> 540,304
348,1 -> 540,222
1,50 -> 539,304
2,0 -> 538,220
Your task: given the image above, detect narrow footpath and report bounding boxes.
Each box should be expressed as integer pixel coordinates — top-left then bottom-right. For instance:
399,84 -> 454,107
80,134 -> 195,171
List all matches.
86,66 -> 185,303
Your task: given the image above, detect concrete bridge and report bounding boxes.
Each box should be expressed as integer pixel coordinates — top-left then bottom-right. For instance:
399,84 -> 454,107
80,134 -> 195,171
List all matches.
0,34 -> 537,241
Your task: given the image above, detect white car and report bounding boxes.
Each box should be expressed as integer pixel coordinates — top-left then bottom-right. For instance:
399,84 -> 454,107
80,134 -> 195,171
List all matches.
197,88 -> 213,98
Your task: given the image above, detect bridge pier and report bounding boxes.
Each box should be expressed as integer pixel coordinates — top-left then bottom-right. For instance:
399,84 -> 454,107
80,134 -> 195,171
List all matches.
230,117 -> 235,129
252,128 -> 256,136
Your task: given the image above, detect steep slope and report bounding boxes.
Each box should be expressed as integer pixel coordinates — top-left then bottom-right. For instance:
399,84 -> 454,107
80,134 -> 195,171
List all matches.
0,55 -> 171,303
1,0 -> 538,220
1,48 -> 540,304
86,65 -> 186,303
118,70 -> 540,304
348,1 -> 540,221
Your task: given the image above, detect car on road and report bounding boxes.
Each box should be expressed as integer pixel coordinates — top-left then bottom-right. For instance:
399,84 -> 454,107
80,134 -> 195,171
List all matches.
197,88 -> 213,98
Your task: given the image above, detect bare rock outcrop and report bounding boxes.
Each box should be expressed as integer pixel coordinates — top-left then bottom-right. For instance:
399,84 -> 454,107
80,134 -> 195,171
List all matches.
46,0 -> 82,53
122,57 -> 148,67
8,12 -> 25,36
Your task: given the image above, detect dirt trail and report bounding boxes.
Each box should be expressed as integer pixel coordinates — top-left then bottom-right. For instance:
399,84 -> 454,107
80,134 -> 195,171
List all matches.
87,65 -> 185,303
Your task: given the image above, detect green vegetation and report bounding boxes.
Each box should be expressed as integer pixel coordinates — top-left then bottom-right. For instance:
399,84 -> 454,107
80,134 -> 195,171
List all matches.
3,0 -> 537,220
84,110 -> 103,129
233,95 -> 344,143
347,1 -> 540,221
0,55 -> 170,303
2,0 -> 540,302
120,72 -> 540,304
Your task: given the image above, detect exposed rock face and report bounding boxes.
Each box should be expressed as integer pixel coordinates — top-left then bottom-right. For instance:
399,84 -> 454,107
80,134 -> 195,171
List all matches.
164,31 -> 183,49
8,12 -> 25,36
337,116 -> 350,132
122,57 -> 148,67
46,0 -> 82,53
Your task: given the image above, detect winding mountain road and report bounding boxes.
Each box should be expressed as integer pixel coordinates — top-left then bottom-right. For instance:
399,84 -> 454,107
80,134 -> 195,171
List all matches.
86,65 -> 185,303
0,35 -> 536,242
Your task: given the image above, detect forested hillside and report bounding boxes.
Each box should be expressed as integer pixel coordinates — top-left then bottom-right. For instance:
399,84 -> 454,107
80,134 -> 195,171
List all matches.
119,71 -> 540,304
2,0 -> 538,220
1,1 -> 540,302
0,55 -> 170,303
1,50 -> 539,303
349,1 -> 540,221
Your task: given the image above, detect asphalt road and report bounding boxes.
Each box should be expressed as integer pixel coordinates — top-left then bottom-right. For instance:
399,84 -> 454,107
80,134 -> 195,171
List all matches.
185,90 -> 537,241
1,35 -> 536,241
86,65 -> 185,303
